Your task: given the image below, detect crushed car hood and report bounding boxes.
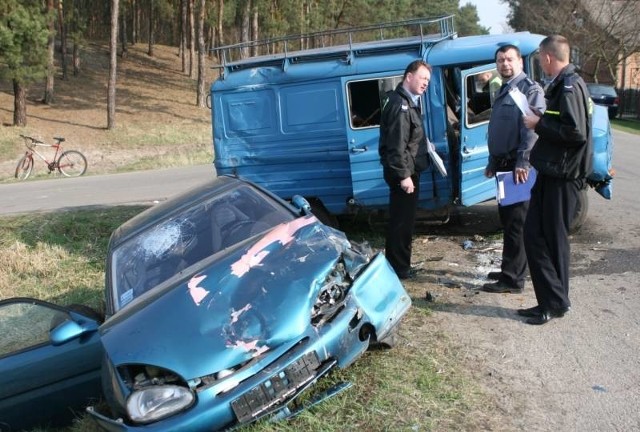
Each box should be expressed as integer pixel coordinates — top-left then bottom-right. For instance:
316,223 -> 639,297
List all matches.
100,216 -> 360,379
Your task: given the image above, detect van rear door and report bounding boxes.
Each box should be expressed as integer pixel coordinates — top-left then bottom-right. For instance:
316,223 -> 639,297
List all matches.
458,64 -> 498,206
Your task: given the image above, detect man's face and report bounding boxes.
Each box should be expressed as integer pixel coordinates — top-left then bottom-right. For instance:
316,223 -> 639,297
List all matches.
405,66 -> 431,95
538,49 -> 553,77
496,48 -> 523,80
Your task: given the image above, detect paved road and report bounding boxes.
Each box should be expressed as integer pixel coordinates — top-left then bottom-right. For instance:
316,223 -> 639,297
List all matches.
426,128 -> 640,431
0,164 -> 216,215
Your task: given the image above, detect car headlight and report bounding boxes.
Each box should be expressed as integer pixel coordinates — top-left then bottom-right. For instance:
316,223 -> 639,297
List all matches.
127,385 -> 195,423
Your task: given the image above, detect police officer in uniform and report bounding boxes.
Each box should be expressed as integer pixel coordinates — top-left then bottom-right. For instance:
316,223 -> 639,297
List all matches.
482,45 -> 545,294
379,60 -> 431,279
521,35 -> 593,325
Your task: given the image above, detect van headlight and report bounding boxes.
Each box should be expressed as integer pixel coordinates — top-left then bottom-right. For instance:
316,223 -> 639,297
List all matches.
127,385 -> 195,423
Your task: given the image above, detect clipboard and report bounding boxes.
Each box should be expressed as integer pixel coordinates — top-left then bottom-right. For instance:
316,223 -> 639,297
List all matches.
495,169 -> 536,206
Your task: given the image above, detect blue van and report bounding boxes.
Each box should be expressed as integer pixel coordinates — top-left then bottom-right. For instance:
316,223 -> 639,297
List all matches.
209,16 -> 613,226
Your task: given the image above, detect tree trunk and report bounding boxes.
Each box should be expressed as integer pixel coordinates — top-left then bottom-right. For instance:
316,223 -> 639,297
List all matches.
216,0 -> 224,62
44,0 -> 56,104
147,0 -> 154,56
239,0 -> 250,59
181,0 -> 188,72
73,40 -> 80,75
13,80 -> 28,127
132,0 -> 137,44
196,0 -> 207,107
251,1 -> 258,57
108,0 -> 120,129
189,0 -> 196,78
120,1 -> 128,57
57,0 -> 68,80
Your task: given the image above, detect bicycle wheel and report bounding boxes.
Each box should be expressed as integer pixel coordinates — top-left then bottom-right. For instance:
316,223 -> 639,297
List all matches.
15,154 -> 34,180
57,150 -> 87,177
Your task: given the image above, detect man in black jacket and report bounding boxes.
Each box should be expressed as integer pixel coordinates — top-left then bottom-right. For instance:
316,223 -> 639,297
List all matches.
522,35 -> 593,325
379,60 -> 431,279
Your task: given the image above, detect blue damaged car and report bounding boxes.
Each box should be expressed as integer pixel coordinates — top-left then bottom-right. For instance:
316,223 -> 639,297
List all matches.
88,175 -> 411,431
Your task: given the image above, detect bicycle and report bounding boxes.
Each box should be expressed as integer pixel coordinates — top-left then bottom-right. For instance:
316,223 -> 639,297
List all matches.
15,135 -> 88,180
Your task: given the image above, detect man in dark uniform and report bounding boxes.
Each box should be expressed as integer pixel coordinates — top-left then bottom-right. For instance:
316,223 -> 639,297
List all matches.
379,60 -> 431,279
522,35 -> 593,325
482,45 -> 546,294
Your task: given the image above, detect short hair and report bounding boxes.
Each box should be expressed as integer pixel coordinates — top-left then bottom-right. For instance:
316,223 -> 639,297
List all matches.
539,35 -> 570,62
494,44 -> 522,61
403,60 -> 432,80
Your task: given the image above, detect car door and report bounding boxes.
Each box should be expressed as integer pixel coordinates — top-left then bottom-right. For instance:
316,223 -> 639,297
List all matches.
0,298 -> 103,431
458,64 -> 499,206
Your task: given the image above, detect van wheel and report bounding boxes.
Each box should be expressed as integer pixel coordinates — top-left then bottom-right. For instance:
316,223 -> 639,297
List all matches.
308,198 -> 339,228
569,188 -> 589,233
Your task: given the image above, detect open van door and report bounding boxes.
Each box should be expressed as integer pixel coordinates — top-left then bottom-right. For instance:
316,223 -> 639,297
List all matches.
458,64 -> 498,206
342,74 -> 401,209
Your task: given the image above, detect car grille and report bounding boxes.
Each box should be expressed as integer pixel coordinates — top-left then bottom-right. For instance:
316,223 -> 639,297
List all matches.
231,351 -> 321,423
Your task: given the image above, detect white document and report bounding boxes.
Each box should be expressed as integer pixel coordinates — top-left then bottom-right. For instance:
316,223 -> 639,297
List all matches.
508,87 -> 534,116
427,139 -> 447,177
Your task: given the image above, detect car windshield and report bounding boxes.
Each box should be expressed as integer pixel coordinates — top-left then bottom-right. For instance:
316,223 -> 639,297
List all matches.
110,184 -> 295,311
588,84 -> 617,96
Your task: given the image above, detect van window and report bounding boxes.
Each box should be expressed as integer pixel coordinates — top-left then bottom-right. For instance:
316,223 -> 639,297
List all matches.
464,69 -> 498,127
528,51 -> 545,85
347,76 -> 404,129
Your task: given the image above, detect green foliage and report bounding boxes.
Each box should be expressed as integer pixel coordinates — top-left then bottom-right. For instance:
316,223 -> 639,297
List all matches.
611,118 -> 640,135
0,0 -> 50,85
456,3 -> 490,36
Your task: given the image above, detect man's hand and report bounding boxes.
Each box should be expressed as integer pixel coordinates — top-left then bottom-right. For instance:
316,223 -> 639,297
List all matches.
514,167 -> 528,183
485,166 -> 494,178
400,177 -> 415,194
523,113 -> 540,130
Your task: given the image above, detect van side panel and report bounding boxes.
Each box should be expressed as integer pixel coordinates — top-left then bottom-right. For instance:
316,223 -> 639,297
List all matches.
213,80 -> 352,213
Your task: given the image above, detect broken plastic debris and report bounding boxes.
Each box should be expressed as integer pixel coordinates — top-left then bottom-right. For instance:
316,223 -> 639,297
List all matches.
462,240 -> 474,250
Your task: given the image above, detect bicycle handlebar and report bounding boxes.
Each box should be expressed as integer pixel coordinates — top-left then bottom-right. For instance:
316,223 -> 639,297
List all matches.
19,134 -> 65,148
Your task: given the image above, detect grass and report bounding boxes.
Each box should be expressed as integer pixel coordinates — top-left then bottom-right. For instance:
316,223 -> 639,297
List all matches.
610,117 -> 640,134
0,209 -> 495,432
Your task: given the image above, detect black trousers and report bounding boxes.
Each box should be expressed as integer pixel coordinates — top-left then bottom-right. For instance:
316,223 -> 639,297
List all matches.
524,175 -> 581,311
498,199 -> 529,288
384,170 -> 420,278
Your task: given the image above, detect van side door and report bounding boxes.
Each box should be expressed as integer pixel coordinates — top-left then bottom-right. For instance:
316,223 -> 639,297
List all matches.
342,74 -> 399,209
458,64 -> 499,206
343,74 -> 435,209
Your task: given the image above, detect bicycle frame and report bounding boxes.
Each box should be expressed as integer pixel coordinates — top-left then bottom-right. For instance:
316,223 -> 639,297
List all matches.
24,140 -> 64,172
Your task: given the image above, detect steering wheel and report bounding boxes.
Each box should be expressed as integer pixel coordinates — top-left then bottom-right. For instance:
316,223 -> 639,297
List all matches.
222,220 -> 256,248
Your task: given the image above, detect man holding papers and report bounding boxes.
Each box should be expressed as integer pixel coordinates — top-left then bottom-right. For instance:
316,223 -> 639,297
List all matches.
482,45 -> 545,294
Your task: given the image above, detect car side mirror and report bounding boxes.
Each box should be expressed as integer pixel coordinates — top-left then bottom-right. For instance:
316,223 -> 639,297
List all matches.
50,318 -> 99,346
291,195 -> 312,216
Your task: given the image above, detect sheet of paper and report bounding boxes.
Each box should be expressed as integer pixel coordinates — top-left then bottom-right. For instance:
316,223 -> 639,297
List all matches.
427,139 -> 447,177
508,87 -> 534,116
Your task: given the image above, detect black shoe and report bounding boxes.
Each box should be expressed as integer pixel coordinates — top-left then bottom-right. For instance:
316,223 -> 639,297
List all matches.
517,305 -> 542,317
398,268 -> 422,280
487,271 -> 502,280
524,307 -> 570,325
481,280 -> 523,294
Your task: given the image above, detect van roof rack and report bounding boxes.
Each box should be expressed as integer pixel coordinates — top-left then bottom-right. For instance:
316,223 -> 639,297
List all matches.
211,15 -> 456,78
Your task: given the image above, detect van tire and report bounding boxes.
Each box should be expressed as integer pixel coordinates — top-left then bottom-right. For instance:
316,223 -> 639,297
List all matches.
308,198 -> 339,228
569,188 -> 588,233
